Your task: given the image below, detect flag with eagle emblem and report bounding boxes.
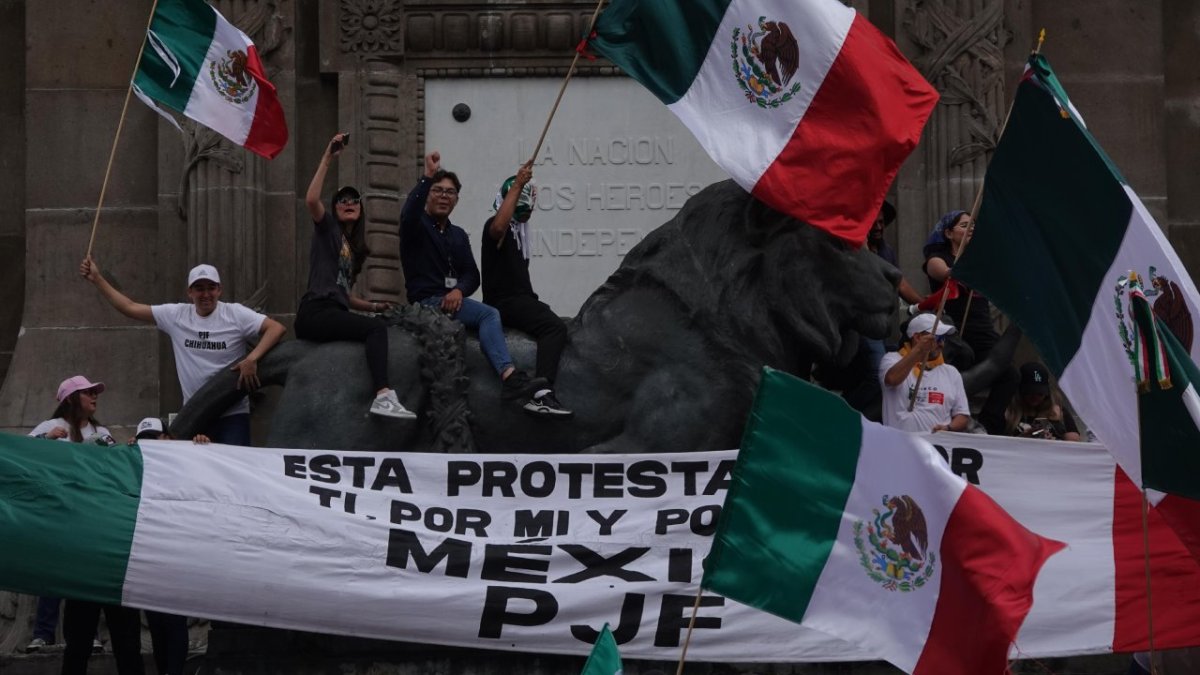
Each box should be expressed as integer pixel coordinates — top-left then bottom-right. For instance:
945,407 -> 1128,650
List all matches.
703,368 -> 1063,675
590,0 -> 938,246
952,54 -> 1200,563
133,0 -> 288,159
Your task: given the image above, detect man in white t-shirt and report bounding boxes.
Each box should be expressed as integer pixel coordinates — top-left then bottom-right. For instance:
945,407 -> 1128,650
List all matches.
879,313 -> 971,433
81,257 -> 287,445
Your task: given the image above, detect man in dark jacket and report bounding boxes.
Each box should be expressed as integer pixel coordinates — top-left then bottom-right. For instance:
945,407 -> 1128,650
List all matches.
400,151 -> 545,403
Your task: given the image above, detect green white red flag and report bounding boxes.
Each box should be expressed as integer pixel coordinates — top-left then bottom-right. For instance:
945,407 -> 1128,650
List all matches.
952,54 -> 1200,562
133,0 -> 288,159
703,368 -> 1064,674
590,0 -> 938,246
3,429 -> 1199,660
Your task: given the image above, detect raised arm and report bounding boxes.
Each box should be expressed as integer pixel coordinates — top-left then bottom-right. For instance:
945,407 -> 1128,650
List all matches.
401,151 -> 440,235
488,162 -> 533,246
80,256 -> 154,323
306,133 -> 348,222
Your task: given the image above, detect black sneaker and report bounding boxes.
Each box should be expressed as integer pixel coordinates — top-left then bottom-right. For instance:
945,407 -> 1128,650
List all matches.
524,391 -> 574,419
501,371 -> 549,401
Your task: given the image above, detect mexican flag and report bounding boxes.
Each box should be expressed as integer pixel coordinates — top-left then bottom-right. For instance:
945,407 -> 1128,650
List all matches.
579,624 -> 622,675
703,369 -> 1063,674
952,54 -> 1200,561
133,0 -> 288,159
590,0 -> 938,246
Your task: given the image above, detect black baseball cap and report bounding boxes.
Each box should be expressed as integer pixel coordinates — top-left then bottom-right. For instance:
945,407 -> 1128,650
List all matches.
334,185 -> 360,200
1019,362 -> 1052,396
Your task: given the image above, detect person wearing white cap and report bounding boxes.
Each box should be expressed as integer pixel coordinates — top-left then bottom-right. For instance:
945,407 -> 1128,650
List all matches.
80,256 -> 287,444
127,417 -> 196,675
878,313 -> 971,433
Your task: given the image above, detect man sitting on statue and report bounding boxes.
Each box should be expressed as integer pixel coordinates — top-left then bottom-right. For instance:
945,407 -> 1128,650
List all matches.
879,313 -> 971,433
80,258 -> 286,445
481,162 -> 573,418
400,150 -> 547,405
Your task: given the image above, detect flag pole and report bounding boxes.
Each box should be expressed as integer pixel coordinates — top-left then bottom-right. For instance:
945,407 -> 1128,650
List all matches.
907,29 -> 1047,412
86,0 -> 161,259
673,585 -> 705,675
1141,490 -> 1159,674
526,0 -> 606,165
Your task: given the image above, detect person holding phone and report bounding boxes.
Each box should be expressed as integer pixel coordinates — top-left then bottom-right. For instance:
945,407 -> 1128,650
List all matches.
295,132 -> 415,420
1000,362 -> 1081,441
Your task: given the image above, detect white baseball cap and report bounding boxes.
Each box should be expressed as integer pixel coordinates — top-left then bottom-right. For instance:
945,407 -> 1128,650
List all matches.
906,313 -> 956,338
135,417 -> 165,439
187,264 -> 221,287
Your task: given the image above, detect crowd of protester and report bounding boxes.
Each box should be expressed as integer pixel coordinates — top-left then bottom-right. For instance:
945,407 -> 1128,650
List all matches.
14,135 -> 590,671
847,202 -> 1085,441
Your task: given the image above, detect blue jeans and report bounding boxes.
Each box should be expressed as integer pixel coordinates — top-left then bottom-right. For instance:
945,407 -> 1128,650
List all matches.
205,413 -> 251,445
419,296 -> 513,376
33,596 -> 60,641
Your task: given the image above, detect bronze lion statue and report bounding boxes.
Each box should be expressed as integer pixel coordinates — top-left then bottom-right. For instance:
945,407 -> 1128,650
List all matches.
173,180 -> 925,453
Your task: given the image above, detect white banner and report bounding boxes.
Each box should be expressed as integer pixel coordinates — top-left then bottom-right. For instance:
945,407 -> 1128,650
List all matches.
124,433 -> 1197,662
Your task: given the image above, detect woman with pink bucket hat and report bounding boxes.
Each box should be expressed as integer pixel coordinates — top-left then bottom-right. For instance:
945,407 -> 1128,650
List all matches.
25,375 -> 145,674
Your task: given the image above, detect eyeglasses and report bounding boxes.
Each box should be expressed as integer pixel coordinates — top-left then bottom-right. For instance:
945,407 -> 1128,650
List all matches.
935,335 -> 947,343
429,187 -> 459,197
337,197 -> 360,205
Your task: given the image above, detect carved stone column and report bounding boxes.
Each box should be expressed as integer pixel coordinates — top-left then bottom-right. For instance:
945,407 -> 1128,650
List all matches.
903,0 -> 1009,224
181,0 -> 290,305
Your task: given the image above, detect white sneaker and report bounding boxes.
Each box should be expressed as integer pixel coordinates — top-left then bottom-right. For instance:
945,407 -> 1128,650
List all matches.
25,637 -> 50,653
370,390 -> 416,419
92,638 -> 104,653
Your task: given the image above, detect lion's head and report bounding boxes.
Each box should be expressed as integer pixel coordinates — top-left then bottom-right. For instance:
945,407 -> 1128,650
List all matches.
584,180 -> 899,370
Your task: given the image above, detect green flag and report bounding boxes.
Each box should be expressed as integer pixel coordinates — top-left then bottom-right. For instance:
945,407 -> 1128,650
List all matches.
951,53 -> 1200,507
579,624 -> 622,675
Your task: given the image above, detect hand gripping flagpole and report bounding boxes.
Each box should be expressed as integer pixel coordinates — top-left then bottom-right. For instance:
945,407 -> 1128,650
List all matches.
86,0 -> 161,259
525,0 -> 607,165
908,29 -> 1047,413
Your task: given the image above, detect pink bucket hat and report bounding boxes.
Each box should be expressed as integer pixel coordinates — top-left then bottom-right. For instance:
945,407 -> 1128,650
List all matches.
56,375 -> 105,402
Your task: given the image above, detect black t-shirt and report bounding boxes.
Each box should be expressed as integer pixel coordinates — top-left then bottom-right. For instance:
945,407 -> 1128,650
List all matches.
481,216 -> 536,305
301,211 -> 354,307
922,242 -> 991,329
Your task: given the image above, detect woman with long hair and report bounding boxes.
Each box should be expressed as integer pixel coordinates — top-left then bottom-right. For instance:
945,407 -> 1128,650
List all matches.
29,375 -> 112,444
922,210 -> 1001,366
27,375 -> 144,675
1003,362 -> 1082,442
295,132 -> 414,420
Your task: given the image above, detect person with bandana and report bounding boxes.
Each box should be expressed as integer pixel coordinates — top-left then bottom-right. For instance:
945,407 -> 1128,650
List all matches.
879,313 -> 971,433
480,162 -> 572,418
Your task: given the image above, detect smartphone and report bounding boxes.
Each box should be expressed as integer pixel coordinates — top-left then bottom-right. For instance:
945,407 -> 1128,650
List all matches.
331,133 -> 350,152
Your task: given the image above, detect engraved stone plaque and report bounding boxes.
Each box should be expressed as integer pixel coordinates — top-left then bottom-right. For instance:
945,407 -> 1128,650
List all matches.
425,78 -> 729,315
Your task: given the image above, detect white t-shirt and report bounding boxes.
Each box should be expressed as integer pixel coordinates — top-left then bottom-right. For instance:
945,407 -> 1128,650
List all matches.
29,418 -> 113,443
879,352 -> 970,433
152,301 -> 267,416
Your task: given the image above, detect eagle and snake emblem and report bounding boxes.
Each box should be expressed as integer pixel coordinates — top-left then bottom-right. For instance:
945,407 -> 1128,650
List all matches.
1115,267 -> 1195,385
209,49 -> 257,105
731,17 -> 802,108
853,495 -> 936,592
